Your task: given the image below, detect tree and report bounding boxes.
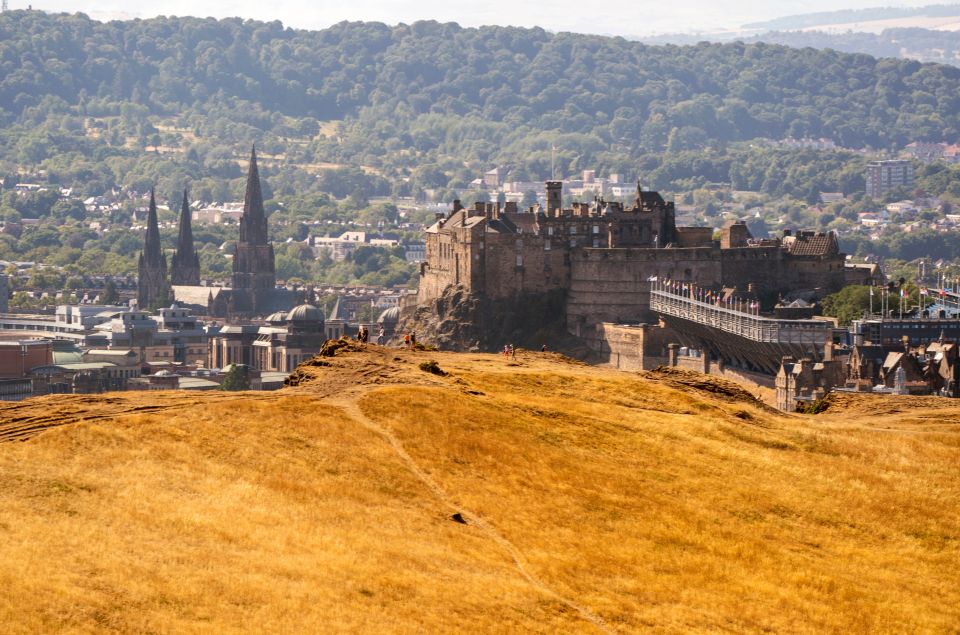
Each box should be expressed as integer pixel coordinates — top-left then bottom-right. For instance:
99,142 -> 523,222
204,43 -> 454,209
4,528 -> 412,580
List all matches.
220,364 -> 250,391
102,279 -> 119,304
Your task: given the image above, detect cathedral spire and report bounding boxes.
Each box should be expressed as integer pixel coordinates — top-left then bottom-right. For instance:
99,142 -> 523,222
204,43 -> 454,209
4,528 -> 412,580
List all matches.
143,188 -> 162,262
171,187 -> 200,286
240,145 -> 268,245
137,188 -> 170,309
231,145 -> 276,311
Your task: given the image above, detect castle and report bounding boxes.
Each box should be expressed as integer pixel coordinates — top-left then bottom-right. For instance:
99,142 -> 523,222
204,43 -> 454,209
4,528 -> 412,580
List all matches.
139,147 -> 298,319
414,181 -> 846,347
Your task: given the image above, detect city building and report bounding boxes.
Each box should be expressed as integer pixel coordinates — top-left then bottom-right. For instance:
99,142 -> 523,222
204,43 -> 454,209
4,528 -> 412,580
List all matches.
865,159 -> 914,199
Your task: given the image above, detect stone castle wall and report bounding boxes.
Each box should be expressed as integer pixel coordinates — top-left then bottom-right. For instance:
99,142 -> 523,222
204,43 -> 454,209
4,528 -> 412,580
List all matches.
567,247 -> 725,330
587,322 -> 672,371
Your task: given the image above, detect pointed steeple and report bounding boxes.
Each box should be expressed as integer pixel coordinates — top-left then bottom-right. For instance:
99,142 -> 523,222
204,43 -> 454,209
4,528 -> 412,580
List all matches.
231,145 -> 276,313
137,188 -> 169,309
143,188 -> 162,262
240,145 -> 268,245
171,187 -> 200,286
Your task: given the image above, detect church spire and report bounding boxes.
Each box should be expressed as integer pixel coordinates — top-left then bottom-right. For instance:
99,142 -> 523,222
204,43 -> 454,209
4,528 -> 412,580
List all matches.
137,188 -> 169,309
171,187 -> 200,286
239,145 -> 268,245
143,188 -> 162,262
231,145 -> 276,311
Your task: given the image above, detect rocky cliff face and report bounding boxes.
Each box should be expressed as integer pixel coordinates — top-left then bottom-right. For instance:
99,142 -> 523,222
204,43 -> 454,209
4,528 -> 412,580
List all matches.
402,285 -> 569,352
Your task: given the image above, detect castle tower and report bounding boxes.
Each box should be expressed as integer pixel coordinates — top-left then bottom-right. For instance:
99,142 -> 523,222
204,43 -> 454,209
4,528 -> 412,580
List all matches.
231,146 -> 276,312
137,189 -> 170,309
170,188 -> 200,286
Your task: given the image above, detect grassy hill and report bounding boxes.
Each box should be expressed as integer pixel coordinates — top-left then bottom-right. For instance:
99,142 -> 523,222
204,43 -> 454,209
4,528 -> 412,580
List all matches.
0,345 -> 958,632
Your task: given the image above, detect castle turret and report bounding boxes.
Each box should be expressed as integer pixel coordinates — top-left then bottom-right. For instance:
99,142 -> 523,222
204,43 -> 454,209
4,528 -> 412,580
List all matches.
171,188 -> 200,286
137,188 -> 170,309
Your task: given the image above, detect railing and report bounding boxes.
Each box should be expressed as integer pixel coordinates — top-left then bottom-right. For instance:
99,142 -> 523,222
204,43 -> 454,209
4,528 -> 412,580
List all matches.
650,285 -> 831,346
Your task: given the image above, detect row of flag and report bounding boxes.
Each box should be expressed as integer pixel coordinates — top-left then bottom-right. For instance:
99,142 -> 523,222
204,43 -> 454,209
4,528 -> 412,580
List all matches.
650,276 -> 760,312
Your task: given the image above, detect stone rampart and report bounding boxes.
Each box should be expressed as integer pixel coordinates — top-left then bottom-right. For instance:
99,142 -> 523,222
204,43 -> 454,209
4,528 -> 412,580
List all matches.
586,322 -> 671,371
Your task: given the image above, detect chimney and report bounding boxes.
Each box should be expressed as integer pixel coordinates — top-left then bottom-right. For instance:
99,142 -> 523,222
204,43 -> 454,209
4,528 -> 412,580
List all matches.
546,180 -> 562,216
452,199 -> 463,213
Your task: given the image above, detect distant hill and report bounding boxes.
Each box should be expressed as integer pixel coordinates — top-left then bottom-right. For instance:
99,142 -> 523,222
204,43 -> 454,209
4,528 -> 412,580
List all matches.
750,27 -> 960,67
3,9 -> 960,177
0,345 -> 958,630
744,3 -> 960,31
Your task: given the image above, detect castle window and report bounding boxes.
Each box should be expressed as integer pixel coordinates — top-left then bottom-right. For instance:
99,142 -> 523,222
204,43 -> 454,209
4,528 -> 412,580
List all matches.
592,225 -> 599,234
516,254 -> 523,267
548,226 -> 554,236
544,240 -> 551,251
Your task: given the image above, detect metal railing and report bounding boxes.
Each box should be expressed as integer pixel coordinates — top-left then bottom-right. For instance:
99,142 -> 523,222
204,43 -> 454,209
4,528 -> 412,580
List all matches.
650,284 -> 831,346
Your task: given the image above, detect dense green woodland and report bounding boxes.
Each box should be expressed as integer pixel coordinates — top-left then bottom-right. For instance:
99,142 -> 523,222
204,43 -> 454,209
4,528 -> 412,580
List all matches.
3,12 -> 960,164
3,12 -> 960,279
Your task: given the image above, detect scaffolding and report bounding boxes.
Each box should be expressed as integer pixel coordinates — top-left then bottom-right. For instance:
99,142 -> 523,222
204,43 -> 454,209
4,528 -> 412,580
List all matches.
649,280 -> 833,375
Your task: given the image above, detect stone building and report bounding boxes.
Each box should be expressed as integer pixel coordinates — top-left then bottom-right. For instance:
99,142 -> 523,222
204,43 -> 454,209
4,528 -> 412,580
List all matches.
207,303 -> 327,372
137,189 -> 170,310
229,146 -> 278,314
169,147 -> 297,319
414,182 -> 846,348
775,356 -> 844,412
252,304 -> 327,372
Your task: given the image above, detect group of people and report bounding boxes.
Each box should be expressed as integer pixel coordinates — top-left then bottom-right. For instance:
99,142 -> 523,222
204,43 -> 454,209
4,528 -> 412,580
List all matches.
402,332 -> 417,349
356,325 -> 388,346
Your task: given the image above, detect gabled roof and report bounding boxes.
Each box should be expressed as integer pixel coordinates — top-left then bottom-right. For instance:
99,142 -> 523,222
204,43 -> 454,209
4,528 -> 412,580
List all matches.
784,232 -> 839,257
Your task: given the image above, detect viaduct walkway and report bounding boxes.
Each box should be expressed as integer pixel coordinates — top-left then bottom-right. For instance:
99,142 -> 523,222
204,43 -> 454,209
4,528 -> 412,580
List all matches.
650,283 -> 833,375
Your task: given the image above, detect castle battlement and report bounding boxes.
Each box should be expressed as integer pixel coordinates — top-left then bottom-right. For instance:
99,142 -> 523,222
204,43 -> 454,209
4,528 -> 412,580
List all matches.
415,182 -> 846,345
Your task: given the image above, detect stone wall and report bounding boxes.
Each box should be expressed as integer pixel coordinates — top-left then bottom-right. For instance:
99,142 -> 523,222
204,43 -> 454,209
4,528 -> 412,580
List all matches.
673,353 -> 776,389
587,322 -> 672,371
567,247 -> 725,330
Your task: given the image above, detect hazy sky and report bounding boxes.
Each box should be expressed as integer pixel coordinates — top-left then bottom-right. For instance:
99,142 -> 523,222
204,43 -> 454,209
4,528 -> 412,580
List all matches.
16,1 -> 936,36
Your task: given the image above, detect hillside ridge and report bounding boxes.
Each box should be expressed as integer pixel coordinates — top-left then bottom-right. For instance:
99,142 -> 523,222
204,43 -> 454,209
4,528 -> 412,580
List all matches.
0,345 -> 958,632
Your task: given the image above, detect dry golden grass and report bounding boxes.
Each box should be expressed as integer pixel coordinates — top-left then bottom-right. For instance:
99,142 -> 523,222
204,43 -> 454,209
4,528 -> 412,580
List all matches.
0,348 -> 958,633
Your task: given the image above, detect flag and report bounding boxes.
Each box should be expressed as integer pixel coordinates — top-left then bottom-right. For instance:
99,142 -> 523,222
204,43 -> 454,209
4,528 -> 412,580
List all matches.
647,275 -> 658,282
920,288 -> 929,296
900,288 -> 906,298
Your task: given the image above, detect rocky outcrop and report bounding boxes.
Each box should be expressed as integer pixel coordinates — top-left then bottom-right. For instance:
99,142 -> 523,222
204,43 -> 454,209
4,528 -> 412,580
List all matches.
402,285 -> 569,352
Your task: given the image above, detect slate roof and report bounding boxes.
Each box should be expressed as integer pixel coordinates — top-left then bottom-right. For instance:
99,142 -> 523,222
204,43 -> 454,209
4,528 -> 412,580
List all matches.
783,232 -> 838,257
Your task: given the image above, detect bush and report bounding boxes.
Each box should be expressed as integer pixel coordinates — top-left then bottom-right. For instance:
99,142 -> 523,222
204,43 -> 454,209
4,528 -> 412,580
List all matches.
418,360 -> 447,376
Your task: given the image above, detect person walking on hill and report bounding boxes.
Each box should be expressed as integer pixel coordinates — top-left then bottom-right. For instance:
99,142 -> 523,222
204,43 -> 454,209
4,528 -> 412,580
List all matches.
404,333 -> 411,349
377,326 -> 385,346
411,331 -> 417,349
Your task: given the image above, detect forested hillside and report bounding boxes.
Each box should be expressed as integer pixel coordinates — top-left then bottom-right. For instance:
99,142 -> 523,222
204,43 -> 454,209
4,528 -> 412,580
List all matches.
6,10 -> 960,280
3,10 -> 960,182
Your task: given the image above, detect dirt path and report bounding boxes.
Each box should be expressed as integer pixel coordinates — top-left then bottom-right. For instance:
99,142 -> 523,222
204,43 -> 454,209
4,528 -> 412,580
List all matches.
328,389 -> 613,634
